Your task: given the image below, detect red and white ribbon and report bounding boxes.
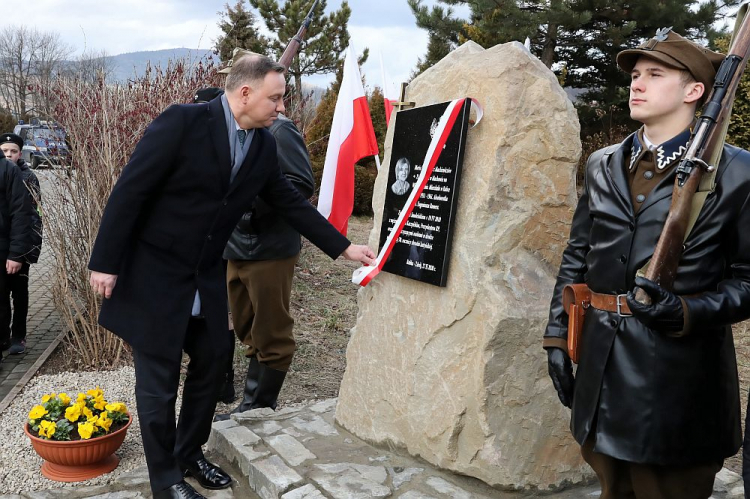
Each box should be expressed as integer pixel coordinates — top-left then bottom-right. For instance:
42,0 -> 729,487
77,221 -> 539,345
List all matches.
352,97 -> 482,286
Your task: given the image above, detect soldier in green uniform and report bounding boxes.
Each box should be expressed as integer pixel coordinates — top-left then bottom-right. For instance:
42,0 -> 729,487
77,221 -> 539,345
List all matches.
545,29 -> 750,498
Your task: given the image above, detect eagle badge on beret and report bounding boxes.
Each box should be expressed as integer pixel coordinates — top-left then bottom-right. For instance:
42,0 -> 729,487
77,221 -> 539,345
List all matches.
655,27 -> 672,41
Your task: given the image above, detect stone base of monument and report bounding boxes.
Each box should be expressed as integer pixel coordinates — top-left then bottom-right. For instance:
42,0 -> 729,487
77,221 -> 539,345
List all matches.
204,397 -> 599,498
203,398 -> 742,499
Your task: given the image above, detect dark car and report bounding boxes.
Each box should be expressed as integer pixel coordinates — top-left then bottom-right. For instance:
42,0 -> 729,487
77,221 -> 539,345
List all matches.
13,120 -> 70,169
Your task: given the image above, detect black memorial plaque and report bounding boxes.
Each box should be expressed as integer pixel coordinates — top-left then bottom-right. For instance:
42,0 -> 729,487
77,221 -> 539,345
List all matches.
378,99 -> 471,287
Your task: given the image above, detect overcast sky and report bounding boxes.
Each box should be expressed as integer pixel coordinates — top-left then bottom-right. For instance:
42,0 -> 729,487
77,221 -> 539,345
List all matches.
2,0 -> 471,91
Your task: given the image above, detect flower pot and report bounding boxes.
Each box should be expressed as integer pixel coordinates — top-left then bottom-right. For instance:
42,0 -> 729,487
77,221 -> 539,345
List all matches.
24,415 -> 132,482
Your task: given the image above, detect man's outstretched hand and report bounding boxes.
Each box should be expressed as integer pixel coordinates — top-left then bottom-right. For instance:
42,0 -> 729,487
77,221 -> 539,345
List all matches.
342,244 -> 376,266
90,271 -> 118,299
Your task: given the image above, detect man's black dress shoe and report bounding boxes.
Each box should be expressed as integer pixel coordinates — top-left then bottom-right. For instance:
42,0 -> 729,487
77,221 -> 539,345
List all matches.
181,458 -> 232,490
153,480 -> 206,499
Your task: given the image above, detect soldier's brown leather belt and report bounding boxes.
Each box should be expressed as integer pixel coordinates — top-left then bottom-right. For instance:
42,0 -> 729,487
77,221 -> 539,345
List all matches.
589,291 -> 632,317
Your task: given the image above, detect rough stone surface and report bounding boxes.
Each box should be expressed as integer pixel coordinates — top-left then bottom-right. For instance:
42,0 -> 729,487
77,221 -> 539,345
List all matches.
728,485 -> 745,498
309,470 -> 391,499
397,492 -> 438,499
335,40 -> 587,490
715,468 -> 742,492
280,484 -> 326,499
289,415 -> 338,437
248,455 -> 303,499
389,467 -> 425,489
265,434 -> 316,466
314,463 -> 388,484
425,476 -> 483,498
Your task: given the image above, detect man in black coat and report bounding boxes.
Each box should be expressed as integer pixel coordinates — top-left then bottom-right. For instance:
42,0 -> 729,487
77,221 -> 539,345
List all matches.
545,30 -> 750,498
89,55 -> 374,499
0,132 -> 42,355
0,150 -> 34,363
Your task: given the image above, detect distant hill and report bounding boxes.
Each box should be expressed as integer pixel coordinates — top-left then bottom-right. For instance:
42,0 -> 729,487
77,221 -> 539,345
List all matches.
107,48 -> 217,82
104,48 -> 325,103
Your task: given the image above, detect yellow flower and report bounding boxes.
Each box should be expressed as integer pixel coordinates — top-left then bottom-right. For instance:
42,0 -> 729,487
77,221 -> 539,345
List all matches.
58,393 -> 71,406
82,406 -> 94,420
41,394 -> 51,403
86,388 -> 103,398
39,420 -> 56,439
93,395 -> 106,411
76,393 -> 87,403
65,404 -> 81,423
77,422 -> 95,440
97,412 -> 112,432
28,405 -> 48,420
105,402 -> 127,413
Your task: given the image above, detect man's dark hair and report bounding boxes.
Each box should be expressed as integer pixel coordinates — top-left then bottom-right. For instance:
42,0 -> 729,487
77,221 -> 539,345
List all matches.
225,55 -> 285,91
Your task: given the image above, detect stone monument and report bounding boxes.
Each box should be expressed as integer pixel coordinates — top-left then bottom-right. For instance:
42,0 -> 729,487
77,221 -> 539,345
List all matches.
336,41 -> 592,490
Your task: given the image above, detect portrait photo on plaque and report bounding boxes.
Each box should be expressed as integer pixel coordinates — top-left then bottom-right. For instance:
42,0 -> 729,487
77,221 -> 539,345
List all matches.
378,99 -> 472,287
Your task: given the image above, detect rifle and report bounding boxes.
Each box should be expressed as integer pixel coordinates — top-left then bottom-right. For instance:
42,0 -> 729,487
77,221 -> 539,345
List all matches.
635,7 -> 750,304
278,0 -> 321,71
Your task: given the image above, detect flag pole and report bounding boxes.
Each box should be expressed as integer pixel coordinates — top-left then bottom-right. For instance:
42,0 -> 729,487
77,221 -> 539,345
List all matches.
374,154 -> 381,170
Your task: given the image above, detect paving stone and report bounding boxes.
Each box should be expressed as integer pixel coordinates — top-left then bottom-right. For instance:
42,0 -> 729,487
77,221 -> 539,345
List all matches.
212,419 -> 240,431
233,408 -> 276,422
425,476 -> 476,499
247,455 -> 303,499
0,495 -> 24,499
728,485 -> 745,498
82,492 -> 145,499
203,489 -> 235,498
715,468 -> 742,492
265,434 -> 316,466
281,484 -> 326,499
308,399 -> 336,414
233,444 -> 272,474
254,420 -> 284,436
388,467 -> 425,489
24,492 -> 68,499
219,425 -> 262,449
115,465 -> 150,487
309,468 -> 391,499
281,427 -> 305,438
269,407 -> 302,419
208,425 -> 268,475
289,415 -> 338,437
314,463 -> 388,484
396,492 -> 437,499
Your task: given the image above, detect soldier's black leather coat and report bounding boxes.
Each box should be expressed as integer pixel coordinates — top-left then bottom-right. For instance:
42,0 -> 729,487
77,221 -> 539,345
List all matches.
544,133 -> 750,465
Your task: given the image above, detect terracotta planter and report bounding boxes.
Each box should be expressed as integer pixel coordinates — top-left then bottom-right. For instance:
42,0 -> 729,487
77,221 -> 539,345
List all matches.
24,415 -> 132,482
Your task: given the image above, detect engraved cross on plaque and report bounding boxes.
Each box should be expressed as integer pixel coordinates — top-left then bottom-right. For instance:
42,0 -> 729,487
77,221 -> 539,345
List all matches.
391,82 -> 416,112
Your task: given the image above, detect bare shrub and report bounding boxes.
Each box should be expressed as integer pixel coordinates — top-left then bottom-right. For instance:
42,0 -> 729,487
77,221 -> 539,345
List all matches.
41,58 -> 221,369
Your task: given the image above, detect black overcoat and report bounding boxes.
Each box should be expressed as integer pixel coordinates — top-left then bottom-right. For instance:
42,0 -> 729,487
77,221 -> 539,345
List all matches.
88,98 -> 349,360
545,133 -> 750,465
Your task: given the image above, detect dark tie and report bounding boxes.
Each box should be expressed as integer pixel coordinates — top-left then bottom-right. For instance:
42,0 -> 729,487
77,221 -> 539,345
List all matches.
237,129 -> 247,147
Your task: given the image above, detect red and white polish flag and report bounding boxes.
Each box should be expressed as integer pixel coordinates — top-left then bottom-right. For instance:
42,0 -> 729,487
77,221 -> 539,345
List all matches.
380,53 -> 399,126
317,46 -> 379,236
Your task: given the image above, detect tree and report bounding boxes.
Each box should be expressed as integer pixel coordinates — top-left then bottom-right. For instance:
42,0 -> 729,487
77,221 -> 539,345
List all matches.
0,26 -> 72,118
250,0 -> 352,100
408,0 -> 740,135
67,50 -> 117,85
215,0 -> 268,62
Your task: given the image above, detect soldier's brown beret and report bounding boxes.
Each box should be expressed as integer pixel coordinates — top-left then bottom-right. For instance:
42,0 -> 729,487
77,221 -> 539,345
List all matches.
617,28 -> 724,90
